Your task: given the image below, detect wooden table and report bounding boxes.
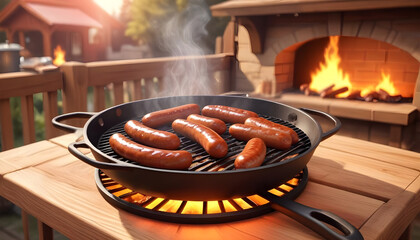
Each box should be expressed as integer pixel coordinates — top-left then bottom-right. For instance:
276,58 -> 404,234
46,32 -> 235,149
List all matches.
0,133 -> 419,240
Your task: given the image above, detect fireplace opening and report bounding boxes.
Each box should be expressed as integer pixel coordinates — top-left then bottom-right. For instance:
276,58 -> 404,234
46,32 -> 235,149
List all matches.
289,36 -> 419,103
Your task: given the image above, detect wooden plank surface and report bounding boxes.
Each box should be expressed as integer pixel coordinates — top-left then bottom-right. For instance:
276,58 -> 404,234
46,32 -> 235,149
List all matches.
1,158 -> 383,240
308,146 -> 419,201
360,175 -> 420,239
0,140 -> 69,175
0,134 -> 419,240
320,135 -> 420,171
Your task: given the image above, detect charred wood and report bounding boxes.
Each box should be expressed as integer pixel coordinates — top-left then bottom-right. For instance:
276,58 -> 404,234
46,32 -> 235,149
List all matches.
321,86 -> 349,98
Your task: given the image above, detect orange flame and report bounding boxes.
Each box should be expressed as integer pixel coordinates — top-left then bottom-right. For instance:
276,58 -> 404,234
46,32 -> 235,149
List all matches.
310,36 -> 401,98
310,36 -> 352,97
53,45 -> 66,66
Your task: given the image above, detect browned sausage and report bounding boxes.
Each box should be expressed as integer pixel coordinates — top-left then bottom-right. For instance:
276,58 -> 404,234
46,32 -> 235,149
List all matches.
244,117 -> 299,144
172,119 -> 228,158
141,104 -> 200,128
229,124 -> 292,150
235,138 -> 266,169
109,133 -> 192,170
201,105 -> 258,123
186,114 -> 227,135
124,120 -> 180,150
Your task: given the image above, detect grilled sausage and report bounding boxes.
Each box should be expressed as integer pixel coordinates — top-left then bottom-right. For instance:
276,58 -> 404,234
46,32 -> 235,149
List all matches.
235,138 -> 266,169
124,120 -> 180,150
109,133 -> 192,170
229,124 -> 292,150
244,117 -> 299,144
172,119 -> 228,158
141,103 -> 200,128
201,105 -> 258,123
186,114 -> 227,135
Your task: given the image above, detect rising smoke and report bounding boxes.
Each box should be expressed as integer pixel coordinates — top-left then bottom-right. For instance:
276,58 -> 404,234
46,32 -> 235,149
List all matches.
158,0 -> 215,96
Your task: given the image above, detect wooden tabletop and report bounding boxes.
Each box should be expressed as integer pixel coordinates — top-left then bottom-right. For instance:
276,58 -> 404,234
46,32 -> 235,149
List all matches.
0,133 -> 419,240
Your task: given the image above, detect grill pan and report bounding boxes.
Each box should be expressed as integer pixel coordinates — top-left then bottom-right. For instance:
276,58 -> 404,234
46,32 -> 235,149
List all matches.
53,95 -> 363,240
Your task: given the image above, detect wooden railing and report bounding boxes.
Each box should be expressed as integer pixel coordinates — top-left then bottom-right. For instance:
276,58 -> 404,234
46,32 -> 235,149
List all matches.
61,53 -> 233,113
0,71 -> 63,151
0,53 -> 234,152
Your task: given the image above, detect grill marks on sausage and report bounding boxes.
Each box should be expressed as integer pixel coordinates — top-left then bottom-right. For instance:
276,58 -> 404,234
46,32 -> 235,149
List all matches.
186,114 -> 227,135
234,138 -> 266,169
229,124 -> 292,150
109,104 -> 299,170
124,120 -> 180,150
244,117 -> 299,144
141,103 -> 200,128
109,133 -> 193,170
201,105 -> 258,123
172,119 -> 228,158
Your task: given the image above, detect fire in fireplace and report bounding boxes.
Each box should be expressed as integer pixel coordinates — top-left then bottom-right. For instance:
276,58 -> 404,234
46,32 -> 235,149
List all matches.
297,36 -> 416,103
53,45 -> 66,66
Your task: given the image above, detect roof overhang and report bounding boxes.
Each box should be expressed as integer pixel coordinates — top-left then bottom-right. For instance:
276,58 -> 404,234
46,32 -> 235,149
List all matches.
24,3 -> 103,28
210,0 -> 420,17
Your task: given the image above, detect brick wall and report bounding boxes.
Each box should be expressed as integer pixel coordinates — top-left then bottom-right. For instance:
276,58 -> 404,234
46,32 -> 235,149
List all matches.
234,8 -> 420,109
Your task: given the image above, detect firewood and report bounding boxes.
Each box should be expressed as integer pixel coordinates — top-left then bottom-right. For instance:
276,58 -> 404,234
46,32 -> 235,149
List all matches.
364,91 -> 379,102
299,83 -> 318,95
321,86 -> 349,98
387,94 -> 402,103
378,89 -> 390,102
377,89 -> 402,103
305,88 -> 318,96
300,83 -> 309,92
319,84 -> 335,96
346,90 -> 362,100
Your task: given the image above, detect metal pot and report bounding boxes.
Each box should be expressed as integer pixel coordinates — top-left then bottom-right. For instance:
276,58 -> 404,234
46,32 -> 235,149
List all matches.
0,42 -> 22,73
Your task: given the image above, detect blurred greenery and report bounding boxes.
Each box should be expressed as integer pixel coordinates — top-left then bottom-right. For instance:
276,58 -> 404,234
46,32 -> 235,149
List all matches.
125,0 -> 229,56
0,0 -> 11,42
3,92 -> 63,150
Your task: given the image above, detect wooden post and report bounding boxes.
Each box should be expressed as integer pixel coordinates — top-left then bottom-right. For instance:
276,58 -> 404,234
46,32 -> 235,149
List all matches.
61,62 -> 88,113
38,220 -> 53,240
42,29 -> 52,58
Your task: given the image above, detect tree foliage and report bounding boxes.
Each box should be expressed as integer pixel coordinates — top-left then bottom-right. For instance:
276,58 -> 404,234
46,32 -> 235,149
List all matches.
124,0 -> 228,56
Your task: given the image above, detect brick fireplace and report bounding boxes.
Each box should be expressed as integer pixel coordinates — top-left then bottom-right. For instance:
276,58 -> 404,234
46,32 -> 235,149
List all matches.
212,0 -> 420,150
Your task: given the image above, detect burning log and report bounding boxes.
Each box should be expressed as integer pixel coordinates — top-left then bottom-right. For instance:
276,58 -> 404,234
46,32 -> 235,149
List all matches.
378,89 -> 402,103
378,89 -> 390,102
321,86 -> 349,98
364,91 -> 380,102
299,84 -> 318,96
346,90 -> 362,100
319,84 -> 335,96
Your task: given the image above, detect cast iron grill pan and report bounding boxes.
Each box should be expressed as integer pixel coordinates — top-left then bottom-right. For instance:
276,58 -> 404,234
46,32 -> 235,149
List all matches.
96,114 -> 311,171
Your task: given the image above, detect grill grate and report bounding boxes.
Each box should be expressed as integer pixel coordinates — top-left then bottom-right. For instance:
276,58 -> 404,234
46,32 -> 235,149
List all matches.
97,114 -> 311,171
95,168 -> 308,224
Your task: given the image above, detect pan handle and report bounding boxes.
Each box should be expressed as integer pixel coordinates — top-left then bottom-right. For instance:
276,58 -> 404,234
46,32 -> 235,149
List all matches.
260,192 -> 364,240
69,141 -> 133,170
52,112 -> 96,133
300,108 -> 341,141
